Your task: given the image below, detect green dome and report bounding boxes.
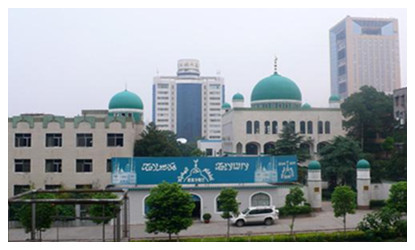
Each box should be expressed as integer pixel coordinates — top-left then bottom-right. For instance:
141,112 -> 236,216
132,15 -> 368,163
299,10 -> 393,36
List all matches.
302,103 -> 311,109
251,73 -> 302,102
222,102 -> 231,109
356,159 -> 370,169
308,160 -> 321,170
329,95 -> 340,102
232,93 -> 244,101
109,90 -> 143,110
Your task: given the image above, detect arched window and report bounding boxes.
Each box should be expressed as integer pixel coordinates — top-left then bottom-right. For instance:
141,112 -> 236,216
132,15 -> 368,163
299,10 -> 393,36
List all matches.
282,121 -> 288,130
246,143 -> 259,155
264,142 -> 275,155
318,121 -> 323,134
325,121 -> 330,134
264,121 -> 270,134
246,121 -> 252,134
272,121 -> 278,134
144,196 -> 150,215
251,193 -> 271,206
216,196 -> 223,212
307,121 -> 313,134
300,121 -> 306,134
289,121 -> 295,133
254,121 -> 260,134
236,143 -> 243,154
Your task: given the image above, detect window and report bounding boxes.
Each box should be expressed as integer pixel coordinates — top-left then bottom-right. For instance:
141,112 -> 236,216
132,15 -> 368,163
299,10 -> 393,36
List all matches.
318,121 -> 323,134
254,121 -> 260,134
45,185 -> 62,190
300,121 -> 306,134
264,121 -> 270,134
272,121 -> 278,134
76,133 -> 93,147
216,197 -> 223,212
325,121 -> 331,134
289,121 -> 295,133
107,159 -> 112,172
46,133 -> 62,147
107,133 -> 124,147
246,121 -> 252,134
307,121 -> 313,134
76,184 -> 92,189
14,185 -> 30,196
206,148 -> 213,156
45,159 -> 62,173
15,133 -> 31,147
15,159 -> 30,172
76,159 -> 92,172
251,193 -> 271,206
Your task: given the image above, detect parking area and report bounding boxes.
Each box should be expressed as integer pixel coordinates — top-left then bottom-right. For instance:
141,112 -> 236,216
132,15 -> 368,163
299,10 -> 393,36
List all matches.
8,202 -> 372,241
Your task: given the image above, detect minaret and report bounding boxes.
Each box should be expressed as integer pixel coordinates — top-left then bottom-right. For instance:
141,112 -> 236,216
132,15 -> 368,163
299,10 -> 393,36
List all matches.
356,159 -> 371,209
232,93 -> 244,108
307,160 -> 322,211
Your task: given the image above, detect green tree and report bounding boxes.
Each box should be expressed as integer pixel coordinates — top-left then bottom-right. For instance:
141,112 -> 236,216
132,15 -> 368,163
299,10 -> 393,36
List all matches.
381,136 -> 395,158
284,187 -> 306,235
319,136 -> 364,190
17,193 -> 57,240
331,186 -> 356,233
145,182 -> 195,240
134,122 -> 181,157
217,188 -> 239,240
341,86 -> 394,153
88,192 -> 120,224
387,181 -> 407,214
272,125 -> 311,164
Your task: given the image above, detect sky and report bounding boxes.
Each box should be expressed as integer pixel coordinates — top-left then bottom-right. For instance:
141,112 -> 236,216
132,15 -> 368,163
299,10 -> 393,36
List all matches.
8,8 -> 407,123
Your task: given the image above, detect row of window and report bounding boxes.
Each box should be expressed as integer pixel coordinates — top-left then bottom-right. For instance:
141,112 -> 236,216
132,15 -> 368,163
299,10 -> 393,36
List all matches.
246,121 -> 331,135
13,184 -> 94,196
14,159 -> 113,173
14,133 -> 124,148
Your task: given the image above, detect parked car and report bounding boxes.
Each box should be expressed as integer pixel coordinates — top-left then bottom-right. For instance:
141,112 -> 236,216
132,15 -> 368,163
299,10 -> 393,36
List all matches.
231,206 -> 279,227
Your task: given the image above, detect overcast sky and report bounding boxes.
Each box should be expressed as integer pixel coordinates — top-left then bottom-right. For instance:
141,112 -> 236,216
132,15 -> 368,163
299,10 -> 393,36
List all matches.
8,8 -> 407,123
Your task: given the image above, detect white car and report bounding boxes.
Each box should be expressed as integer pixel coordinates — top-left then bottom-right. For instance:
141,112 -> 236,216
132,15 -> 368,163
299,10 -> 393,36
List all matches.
231,206 -> 279,227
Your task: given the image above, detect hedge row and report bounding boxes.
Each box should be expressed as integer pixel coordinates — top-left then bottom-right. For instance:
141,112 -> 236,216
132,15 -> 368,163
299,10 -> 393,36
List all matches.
278,203 -> 312,217
369,200 -> 386,209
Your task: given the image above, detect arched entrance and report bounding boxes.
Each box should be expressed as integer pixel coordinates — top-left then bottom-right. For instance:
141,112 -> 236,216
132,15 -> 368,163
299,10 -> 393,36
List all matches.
263,142 -> 275,155
246,142 -> 260,155
191,194 -> 202,219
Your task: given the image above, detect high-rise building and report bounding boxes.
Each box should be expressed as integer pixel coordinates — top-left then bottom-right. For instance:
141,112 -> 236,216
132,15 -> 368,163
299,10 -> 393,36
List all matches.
329,16 -> 401,99
152,59 -> 225,142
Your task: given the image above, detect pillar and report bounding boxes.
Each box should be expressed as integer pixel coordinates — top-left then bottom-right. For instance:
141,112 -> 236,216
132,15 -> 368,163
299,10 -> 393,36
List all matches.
307,161 -> 322,211
356,159 -> 371,209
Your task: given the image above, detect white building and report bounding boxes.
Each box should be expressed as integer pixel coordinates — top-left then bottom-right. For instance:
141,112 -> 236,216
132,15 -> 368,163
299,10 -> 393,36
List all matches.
153,59 -> 225,142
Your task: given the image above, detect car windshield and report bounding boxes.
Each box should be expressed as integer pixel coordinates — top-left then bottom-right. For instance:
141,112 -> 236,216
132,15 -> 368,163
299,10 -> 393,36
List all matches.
242,208 -> 250,214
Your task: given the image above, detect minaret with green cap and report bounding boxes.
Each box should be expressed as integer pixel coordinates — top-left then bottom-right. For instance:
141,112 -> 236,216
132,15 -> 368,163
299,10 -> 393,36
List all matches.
356,159 -> 371,209
307,160 -> 322,211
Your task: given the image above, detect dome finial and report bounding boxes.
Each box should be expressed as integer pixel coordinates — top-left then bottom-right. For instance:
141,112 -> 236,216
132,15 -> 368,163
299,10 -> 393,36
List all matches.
125,81 -> 128,91
274,56 -> 278,74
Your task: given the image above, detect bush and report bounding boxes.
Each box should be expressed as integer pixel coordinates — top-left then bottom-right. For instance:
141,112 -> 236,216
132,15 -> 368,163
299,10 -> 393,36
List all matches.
369,200 -> 386,209
203,213 -> 211,221
279,203 -> 312,217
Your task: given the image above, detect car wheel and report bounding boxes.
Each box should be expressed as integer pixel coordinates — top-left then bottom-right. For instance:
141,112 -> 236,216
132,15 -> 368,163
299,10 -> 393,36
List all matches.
236,220 -> 245,227
264,218 -> 273,226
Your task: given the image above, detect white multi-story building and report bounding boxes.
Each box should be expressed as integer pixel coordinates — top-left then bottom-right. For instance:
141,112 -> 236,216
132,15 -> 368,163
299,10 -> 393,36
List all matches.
153,59 -> 225,142
329,16 -> 401,99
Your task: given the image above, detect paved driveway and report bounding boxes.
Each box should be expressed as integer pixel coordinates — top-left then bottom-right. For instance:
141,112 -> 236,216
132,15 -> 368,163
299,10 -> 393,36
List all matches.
8,202 -> 372,241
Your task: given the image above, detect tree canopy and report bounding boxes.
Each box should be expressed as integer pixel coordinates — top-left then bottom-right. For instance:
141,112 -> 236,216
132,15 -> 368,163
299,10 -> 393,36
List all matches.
284,186 -> 306,235
217,188 -> 239,240
331,186 -> 356,232
272,125 -> 311,163
387,181 -> 407,214
88,192 -> 120,224
145,182 -> 195,240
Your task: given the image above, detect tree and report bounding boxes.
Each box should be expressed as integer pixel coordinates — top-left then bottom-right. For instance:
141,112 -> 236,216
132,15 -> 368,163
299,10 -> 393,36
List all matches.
284,187 -> 306,235
331,186 -> 356,233
272,125 -> 311,163
319,136 -> 364,190
17,193 -> 57,240
341,86 -> 395,153
134,122 -> 181,157
217,188 -> 239,240
145,182 -> 195,240
88,192 -> 120,224
387,181 -> 407,214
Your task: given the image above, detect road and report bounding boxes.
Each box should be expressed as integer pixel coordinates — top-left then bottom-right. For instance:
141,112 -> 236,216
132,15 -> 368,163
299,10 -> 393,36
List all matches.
8,202 -> 372,241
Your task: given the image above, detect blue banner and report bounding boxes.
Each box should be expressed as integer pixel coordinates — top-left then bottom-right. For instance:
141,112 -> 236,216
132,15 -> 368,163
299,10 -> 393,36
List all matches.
111,156 -> 297,185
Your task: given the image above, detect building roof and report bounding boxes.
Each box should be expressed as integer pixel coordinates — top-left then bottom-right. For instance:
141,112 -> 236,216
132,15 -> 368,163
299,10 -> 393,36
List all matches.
108,90 -> 143,110
356,159 -> 370,169
251,73 -> 302,102
232,93 -> 244,101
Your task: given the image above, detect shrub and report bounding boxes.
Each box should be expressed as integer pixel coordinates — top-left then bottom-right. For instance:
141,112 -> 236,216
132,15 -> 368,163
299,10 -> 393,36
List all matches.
279,203 -> 312,217
369,200 -> 386,209
202,213 -> 211,221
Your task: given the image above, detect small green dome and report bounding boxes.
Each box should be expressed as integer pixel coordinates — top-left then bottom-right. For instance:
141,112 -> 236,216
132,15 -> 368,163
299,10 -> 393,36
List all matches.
329,95 -> 340,102
109,90 -> 143,110
308,160 -> 321,170
302,103 -> 311,109
232,93 -> 244,101
356,159 -> 370,169
222,102 -> 231,109
251,73 -> 302,102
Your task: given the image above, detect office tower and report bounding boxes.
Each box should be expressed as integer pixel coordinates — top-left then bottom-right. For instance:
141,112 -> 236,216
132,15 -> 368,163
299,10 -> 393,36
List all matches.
329,16 -> 401,99
153,59 -> 225,142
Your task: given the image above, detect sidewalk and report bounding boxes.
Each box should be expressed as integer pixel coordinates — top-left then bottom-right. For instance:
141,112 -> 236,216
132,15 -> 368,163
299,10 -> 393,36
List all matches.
8,202 -> 372,241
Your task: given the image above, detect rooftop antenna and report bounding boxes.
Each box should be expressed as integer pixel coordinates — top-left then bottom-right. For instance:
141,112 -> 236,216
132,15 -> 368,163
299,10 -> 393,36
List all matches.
274,56 -> 278,74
